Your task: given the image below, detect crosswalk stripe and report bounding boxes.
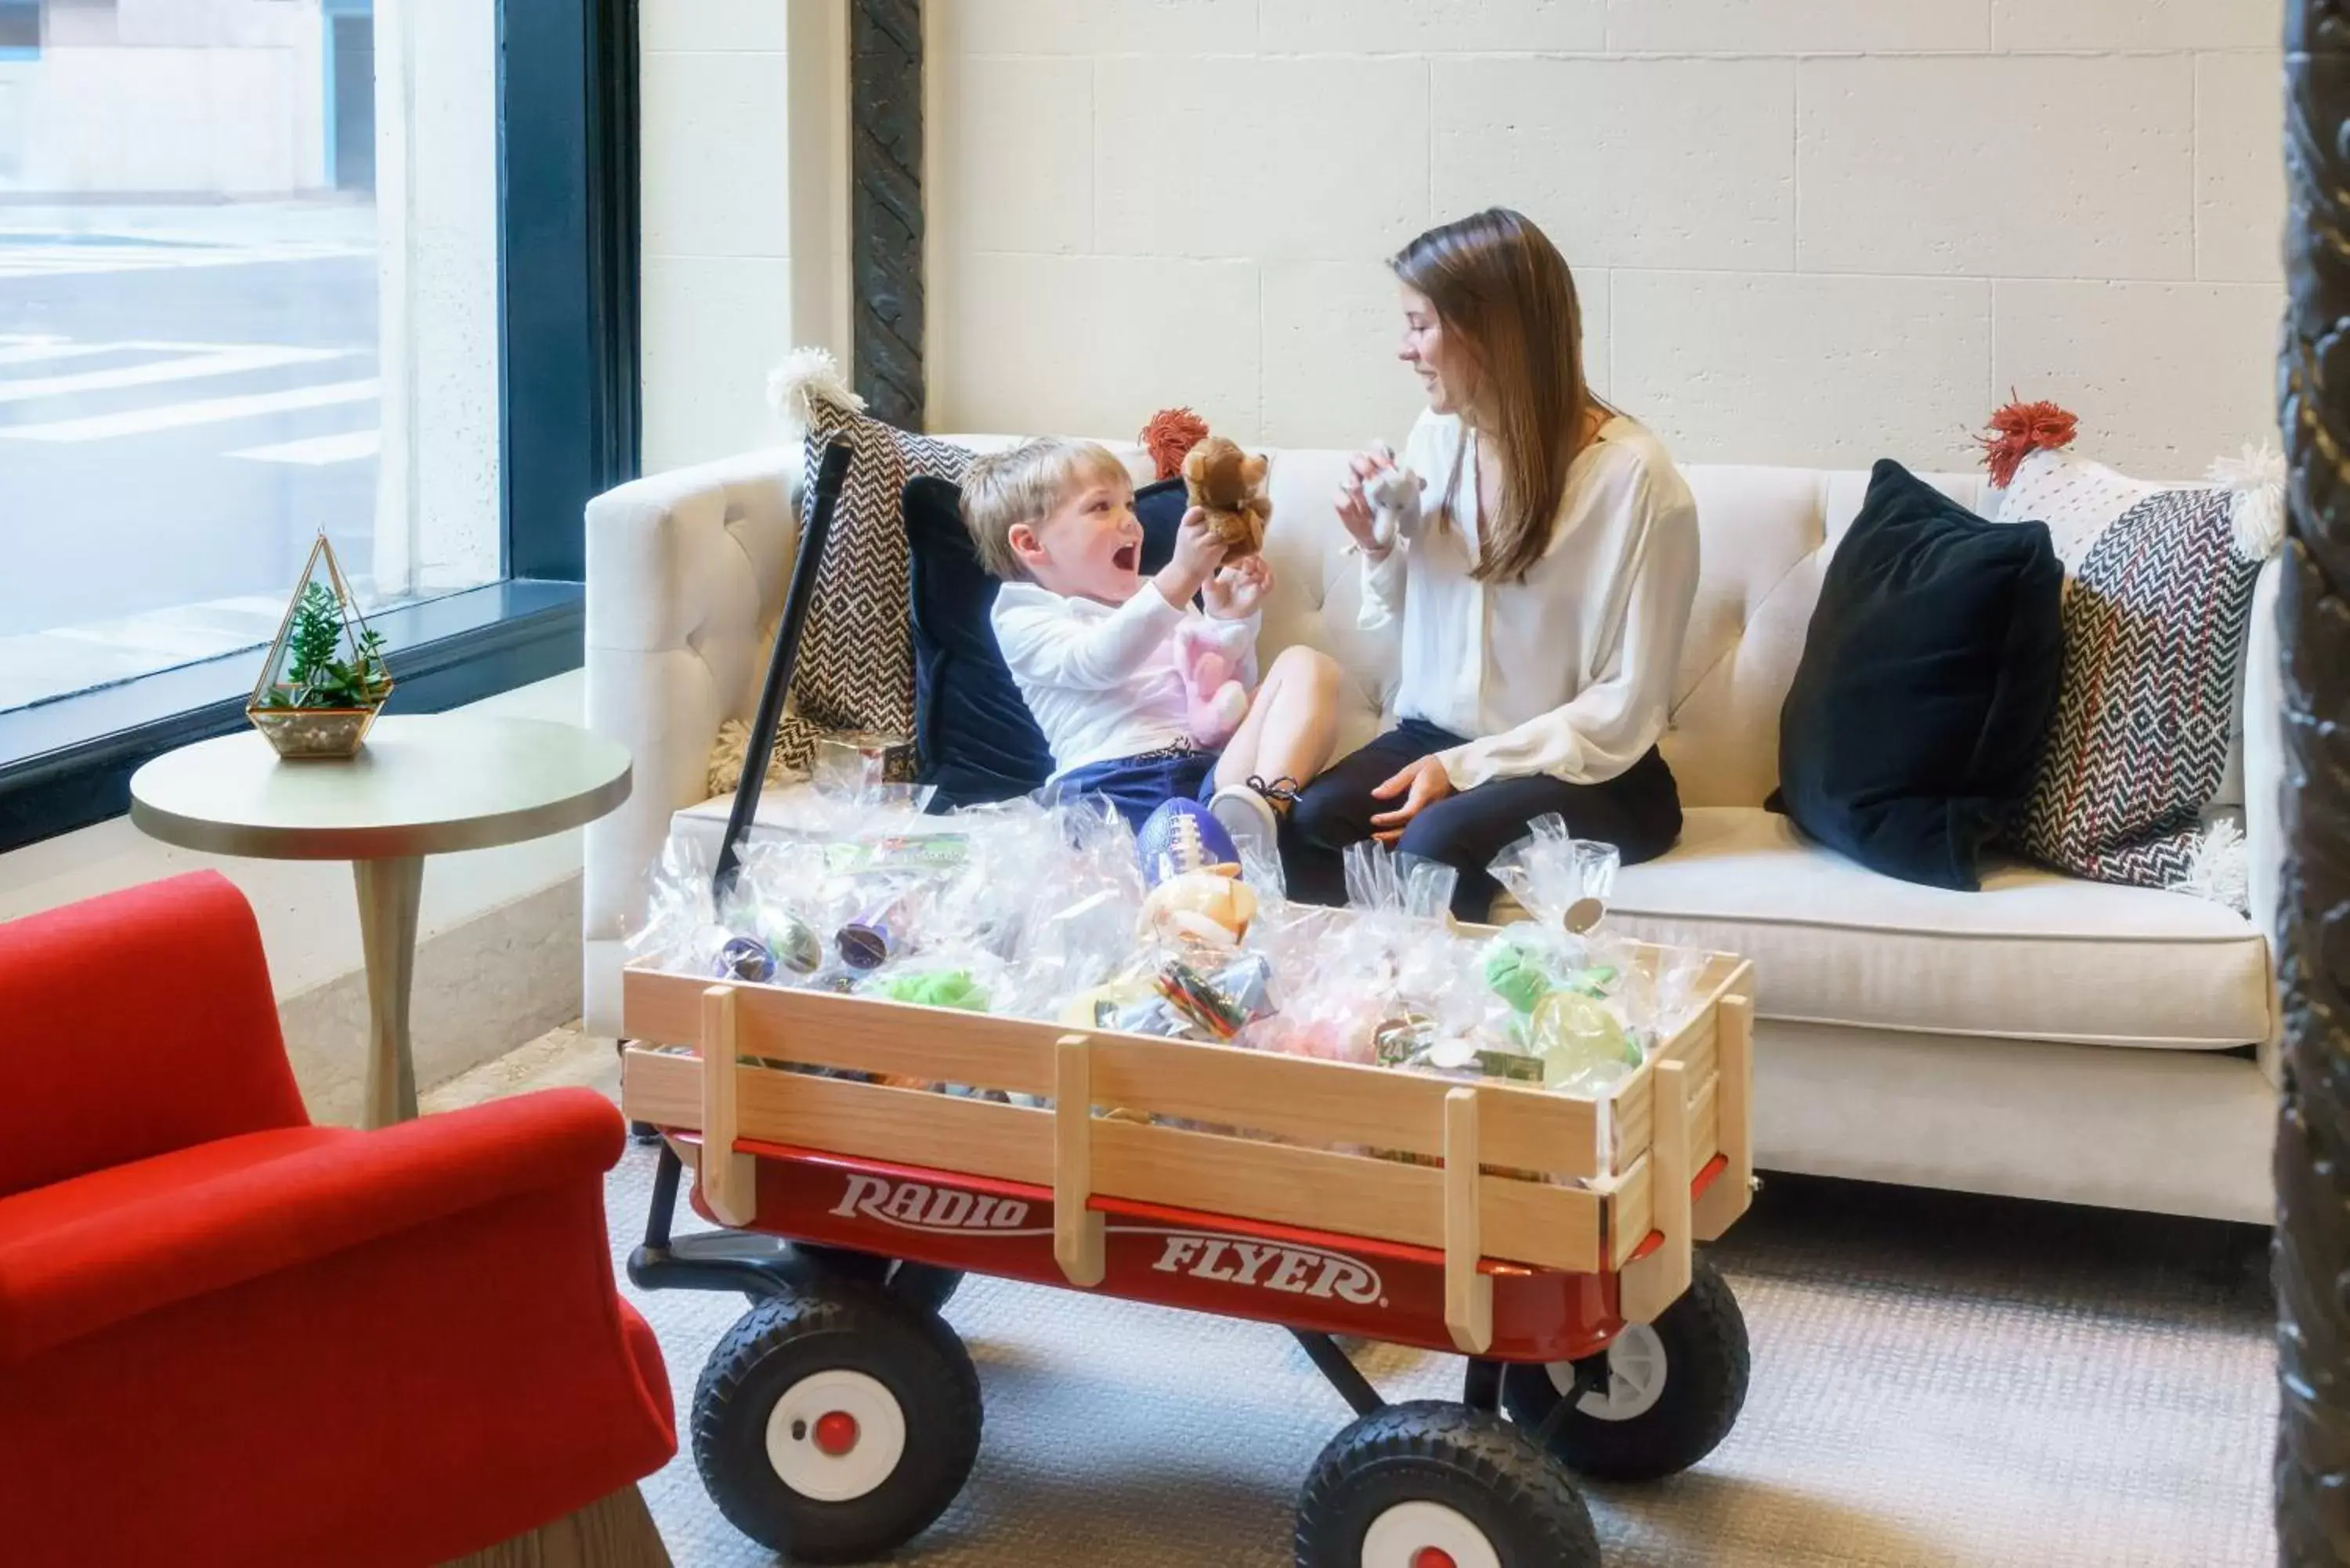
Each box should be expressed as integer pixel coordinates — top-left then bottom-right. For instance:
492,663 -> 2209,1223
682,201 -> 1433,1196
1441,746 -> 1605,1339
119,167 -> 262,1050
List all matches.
0,345 -> 344,404
0,378 -> 380,443
0,242 -> 370,281
0,341 -> 132,367
229,428 -> 381,466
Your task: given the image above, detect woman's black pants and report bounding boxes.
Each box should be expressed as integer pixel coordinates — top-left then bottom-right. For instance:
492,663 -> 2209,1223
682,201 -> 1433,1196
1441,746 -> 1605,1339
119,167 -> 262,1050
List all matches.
1282,719 -> 1683,922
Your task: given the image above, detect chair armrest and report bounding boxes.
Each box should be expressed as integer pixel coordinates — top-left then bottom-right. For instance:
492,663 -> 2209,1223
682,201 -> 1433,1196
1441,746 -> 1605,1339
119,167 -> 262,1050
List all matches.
583,448 -> 804,1035
0,1089 -> 624,1363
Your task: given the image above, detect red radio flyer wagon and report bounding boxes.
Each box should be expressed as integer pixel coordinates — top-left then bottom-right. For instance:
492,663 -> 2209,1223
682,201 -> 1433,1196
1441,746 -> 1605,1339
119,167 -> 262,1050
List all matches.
622,439 -> 1759,1565
619,941 -> 1756,1568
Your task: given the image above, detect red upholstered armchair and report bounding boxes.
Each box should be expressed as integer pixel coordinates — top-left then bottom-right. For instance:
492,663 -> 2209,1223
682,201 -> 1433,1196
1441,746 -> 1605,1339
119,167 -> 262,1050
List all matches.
0,871 -> 677,1568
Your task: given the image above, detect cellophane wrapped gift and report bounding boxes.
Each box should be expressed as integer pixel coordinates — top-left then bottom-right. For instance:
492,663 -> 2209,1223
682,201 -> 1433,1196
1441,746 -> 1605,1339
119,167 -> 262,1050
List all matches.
626,789 -> 1712,1139
1238,841 -> 1477,1067
1469,813 -> 1705,1097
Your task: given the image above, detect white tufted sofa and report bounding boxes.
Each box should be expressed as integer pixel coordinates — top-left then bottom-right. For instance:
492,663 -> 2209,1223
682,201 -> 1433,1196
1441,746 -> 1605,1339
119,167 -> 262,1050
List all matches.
583,437 -> 2281,1225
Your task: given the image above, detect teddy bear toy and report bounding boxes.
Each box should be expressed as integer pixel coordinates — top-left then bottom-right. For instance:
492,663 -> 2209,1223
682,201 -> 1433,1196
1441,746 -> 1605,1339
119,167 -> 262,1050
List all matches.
1182,435 -> 1274,558
1172,620 -> 1249,748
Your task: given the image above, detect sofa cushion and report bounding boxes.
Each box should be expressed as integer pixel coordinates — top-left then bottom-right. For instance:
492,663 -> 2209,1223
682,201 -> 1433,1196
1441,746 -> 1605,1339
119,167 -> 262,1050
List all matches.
767,369 -> 978,779
901,473 -> 1191,810
1992,444 -> 2274,901
1606,807 -> 2272,1050
668,791 -> 2269,1052
902,475 -> 1057,806
1769,461 -> 2064,891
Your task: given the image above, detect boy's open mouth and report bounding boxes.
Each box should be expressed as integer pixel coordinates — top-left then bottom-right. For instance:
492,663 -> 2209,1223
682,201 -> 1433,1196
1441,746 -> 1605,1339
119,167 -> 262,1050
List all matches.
1112,544 -> 1137,572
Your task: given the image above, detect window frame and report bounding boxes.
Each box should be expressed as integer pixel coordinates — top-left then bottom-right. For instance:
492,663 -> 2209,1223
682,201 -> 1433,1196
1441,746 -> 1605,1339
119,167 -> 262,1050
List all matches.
0,0 -> 641,854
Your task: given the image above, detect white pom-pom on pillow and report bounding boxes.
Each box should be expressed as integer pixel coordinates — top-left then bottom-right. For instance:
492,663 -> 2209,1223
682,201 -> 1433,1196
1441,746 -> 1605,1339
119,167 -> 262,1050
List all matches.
766,346 -> 864,438
2206,439 -> 2285,562
2167,816 -> 2251,916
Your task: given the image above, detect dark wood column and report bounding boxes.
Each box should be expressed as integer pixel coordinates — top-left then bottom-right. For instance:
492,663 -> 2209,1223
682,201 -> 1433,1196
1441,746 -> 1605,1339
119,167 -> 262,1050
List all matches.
2276,6 -> 2350,1562
849,0 -> 926,429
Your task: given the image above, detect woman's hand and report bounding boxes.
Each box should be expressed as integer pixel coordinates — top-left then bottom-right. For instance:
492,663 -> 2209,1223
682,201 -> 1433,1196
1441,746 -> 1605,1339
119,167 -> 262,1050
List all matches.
1368,754 -> 1453,842
1335,442 -> 1397,556
1202,554 -> 1274,620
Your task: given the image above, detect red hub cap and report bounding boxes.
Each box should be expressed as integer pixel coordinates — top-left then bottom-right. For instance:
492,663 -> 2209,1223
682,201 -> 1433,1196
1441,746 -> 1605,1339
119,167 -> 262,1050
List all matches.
812,1411 -> 860,1457
1412,1550 -> 1459,1568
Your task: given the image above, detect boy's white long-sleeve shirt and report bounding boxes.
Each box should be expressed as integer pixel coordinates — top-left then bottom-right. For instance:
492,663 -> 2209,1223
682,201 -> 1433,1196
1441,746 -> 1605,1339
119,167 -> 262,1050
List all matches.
992,580 -> 1259,777
1361,410 -> 1701,792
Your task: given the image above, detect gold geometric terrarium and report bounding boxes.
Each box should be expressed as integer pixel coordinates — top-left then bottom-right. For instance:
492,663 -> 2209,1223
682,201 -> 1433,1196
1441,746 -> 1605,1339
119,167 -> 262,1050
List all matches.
246,533 -> 394,760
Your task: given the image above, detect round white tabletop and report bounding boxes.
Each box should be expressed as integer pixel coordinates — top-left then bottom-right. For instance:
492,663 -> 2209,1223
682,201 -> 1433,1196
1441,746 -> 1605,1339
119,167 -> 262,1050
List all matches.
128,715 -> 633,1128
128,714 -> 632,861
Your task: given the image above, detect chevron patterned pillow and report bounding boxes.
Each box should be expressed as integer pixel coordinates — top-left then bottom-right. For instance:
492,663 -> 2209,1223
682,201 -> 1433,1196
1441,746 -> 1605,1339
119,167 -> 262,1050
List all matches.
710,351 -> 978,797
1992,441 -> 2283,910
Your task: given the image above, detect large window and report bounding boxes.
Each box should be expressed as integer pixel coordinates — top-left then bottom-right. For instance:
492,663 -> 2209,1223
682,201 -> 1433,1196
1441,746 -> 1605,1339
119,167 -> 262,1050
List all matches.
0,0 -> 638,850
0,2 -> 35,58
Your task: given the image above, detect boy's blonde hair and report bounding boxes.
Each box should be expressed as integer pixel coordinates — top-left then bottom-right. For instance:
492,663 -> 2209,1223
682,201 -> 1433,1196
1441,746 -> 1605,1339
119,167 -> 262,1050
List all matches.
959,438 -> 1132,581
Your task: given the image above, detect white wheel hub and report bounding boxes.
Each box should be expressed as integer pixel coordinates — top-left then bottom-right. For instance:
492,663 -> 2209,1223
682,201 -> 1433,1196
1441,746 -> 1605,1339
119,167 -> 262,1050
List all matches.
1554,1323 -> 1668,1422
764,1369 -> 906,1501
1360,1500 -> 1502,1568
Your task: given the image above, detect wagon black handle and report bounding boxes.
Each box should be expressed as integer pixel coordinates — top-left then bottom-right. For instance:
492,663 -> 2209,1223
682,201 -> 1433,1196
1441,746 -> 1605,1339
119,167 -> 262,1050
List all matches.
713,436 -> 855,899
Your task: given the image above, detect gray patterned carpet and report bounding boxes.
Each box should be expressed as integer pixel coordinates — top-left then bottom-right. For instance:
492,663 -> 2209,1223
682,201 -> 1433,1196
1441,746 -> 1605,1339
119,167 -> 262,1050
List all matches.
602,1147 -> 2276,1568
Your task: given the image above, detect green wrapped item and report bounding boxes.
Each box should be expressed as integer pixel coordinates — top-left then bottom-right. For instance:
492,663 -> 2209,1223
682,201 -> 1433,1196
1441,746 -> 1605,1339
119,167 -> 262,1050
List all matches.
1560,963 -> 1619,999
1482,930 -> 1555,1015
877,970 -> 990,1012
759,911 -> 825,976
1530,989 -> 1643,1092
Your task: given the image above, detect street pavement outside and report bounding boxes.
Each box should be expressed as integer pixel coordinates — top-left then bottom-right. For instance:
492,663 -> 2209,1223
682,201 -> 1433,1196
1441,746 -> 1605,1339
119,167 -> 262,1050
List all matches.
0,199 -> 396,714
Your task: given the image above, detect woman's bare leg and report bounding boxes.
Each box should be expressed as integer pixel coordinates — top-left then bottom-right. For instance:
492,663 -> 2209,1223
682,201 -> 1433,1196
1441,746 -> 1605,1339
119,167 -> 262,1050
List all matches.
1216,645 -> 1344,806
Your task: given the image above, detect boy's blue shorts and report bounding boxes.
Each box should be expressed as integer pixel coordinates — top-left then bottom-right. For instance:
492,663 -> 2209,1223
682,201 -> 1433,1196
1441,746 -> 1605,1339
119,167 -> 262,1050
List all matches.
1053,745 -> 1220,833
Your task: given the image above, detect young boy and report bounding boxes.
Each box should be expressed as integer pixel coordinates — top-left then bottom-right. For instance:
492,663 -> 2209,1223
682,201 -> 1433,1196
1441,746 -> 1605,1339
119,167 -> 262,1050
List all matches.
960,437 -> 1342,867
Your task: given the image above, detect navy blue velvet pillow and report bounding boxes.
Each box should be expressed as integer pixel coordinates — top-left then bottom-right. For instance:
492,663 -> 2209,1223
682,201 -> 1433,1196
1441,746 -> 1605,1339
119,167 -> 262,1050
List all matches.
902,473 -> 1188,811
1766,460 -> 2064,891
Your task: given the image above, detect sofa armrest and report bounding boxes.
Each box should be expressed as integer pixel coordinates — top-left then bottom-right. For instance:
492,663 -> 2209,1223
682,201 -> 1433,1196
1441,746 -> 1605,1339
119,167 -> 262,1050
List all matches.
583,447 -> 804,1034
0,1089 -> 624,1362
2243,555 -> 2286,1081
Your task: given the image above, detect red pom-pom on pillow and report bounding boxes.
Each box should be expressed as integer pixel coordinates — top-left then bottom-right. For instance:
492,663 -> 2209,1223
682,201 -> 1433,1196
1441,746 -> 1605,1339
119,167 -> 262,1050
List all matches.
1975,396 -> 2079,489
1141,407 -> 1211,482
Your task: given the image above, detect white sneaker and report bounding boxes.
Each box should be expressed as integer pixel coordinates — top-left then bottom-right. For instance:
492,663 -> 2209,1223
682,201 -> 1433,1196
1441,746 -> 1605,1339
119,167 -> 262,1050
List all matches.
1208,783 -> 1282,873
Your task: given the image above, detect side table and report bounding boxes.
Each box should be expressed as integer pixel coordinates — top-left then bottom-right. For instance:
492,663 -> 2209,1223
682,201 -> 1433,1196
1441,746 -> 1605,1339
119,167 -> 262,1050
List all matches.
128,714 -> 631,1127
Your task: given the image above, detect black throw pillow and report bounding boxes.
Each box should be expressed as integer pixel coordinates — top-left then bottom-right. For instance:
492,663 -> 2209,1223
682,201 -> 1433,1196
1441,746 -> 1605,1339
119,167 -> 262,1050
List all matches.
1766,459 -> 2063,891
902,473 -> 1188,811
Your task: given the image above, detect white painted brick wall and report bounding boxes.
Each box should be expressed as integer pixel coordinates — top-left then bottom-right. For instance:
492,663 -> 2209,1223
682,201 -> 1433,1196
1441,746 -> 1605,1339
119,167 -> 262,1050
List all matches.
927,0 -> 2286,477
638,1 -> 794,472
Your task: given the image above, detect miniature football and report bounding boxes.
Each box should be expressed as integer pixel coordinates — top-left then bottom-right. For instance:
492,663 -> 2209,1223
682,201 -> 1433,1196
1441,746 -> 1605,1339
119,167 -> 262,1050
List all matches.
1135,797 -> 1240,886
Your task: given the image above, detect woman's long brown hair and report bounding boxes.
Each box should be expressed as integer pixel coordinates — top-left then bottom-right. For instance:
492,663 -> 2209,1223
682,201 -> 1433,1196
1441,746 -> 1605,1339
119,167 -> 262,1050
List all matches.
1391,208 -> 1603,584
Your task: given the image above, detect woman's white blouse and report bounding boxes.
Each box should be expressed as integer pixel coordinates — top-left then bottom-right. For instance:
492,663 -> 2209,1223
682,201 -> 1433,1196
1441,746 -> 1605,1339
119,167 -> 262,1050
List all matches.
1361,410 -> 1701,791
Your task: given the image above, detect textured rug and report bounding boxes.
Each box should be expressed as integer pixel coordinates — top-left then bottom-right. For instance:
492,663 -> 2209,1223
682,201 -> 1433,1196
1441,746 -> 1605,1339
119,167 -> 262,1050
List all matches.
602,1143 -> 2276,1568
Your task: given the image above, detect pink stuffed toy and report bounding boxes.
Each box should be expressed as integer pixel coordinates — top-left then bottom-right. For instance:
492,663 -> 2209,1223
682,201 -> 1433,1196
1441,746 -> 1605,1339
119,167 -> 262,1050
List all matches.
1172,619 -> 1249,748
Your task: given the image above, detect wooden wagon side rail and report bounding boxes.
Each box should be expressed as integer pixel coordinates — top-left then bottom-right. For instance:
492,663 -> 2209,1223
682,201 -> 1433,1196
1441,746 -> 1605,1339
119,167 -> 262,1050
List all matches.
620,953 -> 1755,1346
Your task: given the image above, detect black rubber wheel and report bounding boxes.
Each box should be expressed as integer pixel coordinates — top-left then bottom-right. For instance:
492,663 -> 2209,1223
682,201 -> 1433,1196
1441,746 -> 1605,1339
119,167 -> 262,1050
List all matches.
788,1242 -> 965,1314
1502,1252 -> 1750,1482
691,1284 -> 982,1562
1294,1400 -> 1600,1568
887,1261 -> 965,1314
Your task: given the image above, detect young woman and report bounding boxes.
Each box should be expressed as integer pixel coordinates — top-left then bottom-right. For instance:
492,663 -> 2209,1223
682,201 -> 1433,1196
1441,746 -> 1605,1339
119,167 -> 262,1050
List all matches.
1288,208 -> 1700,920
